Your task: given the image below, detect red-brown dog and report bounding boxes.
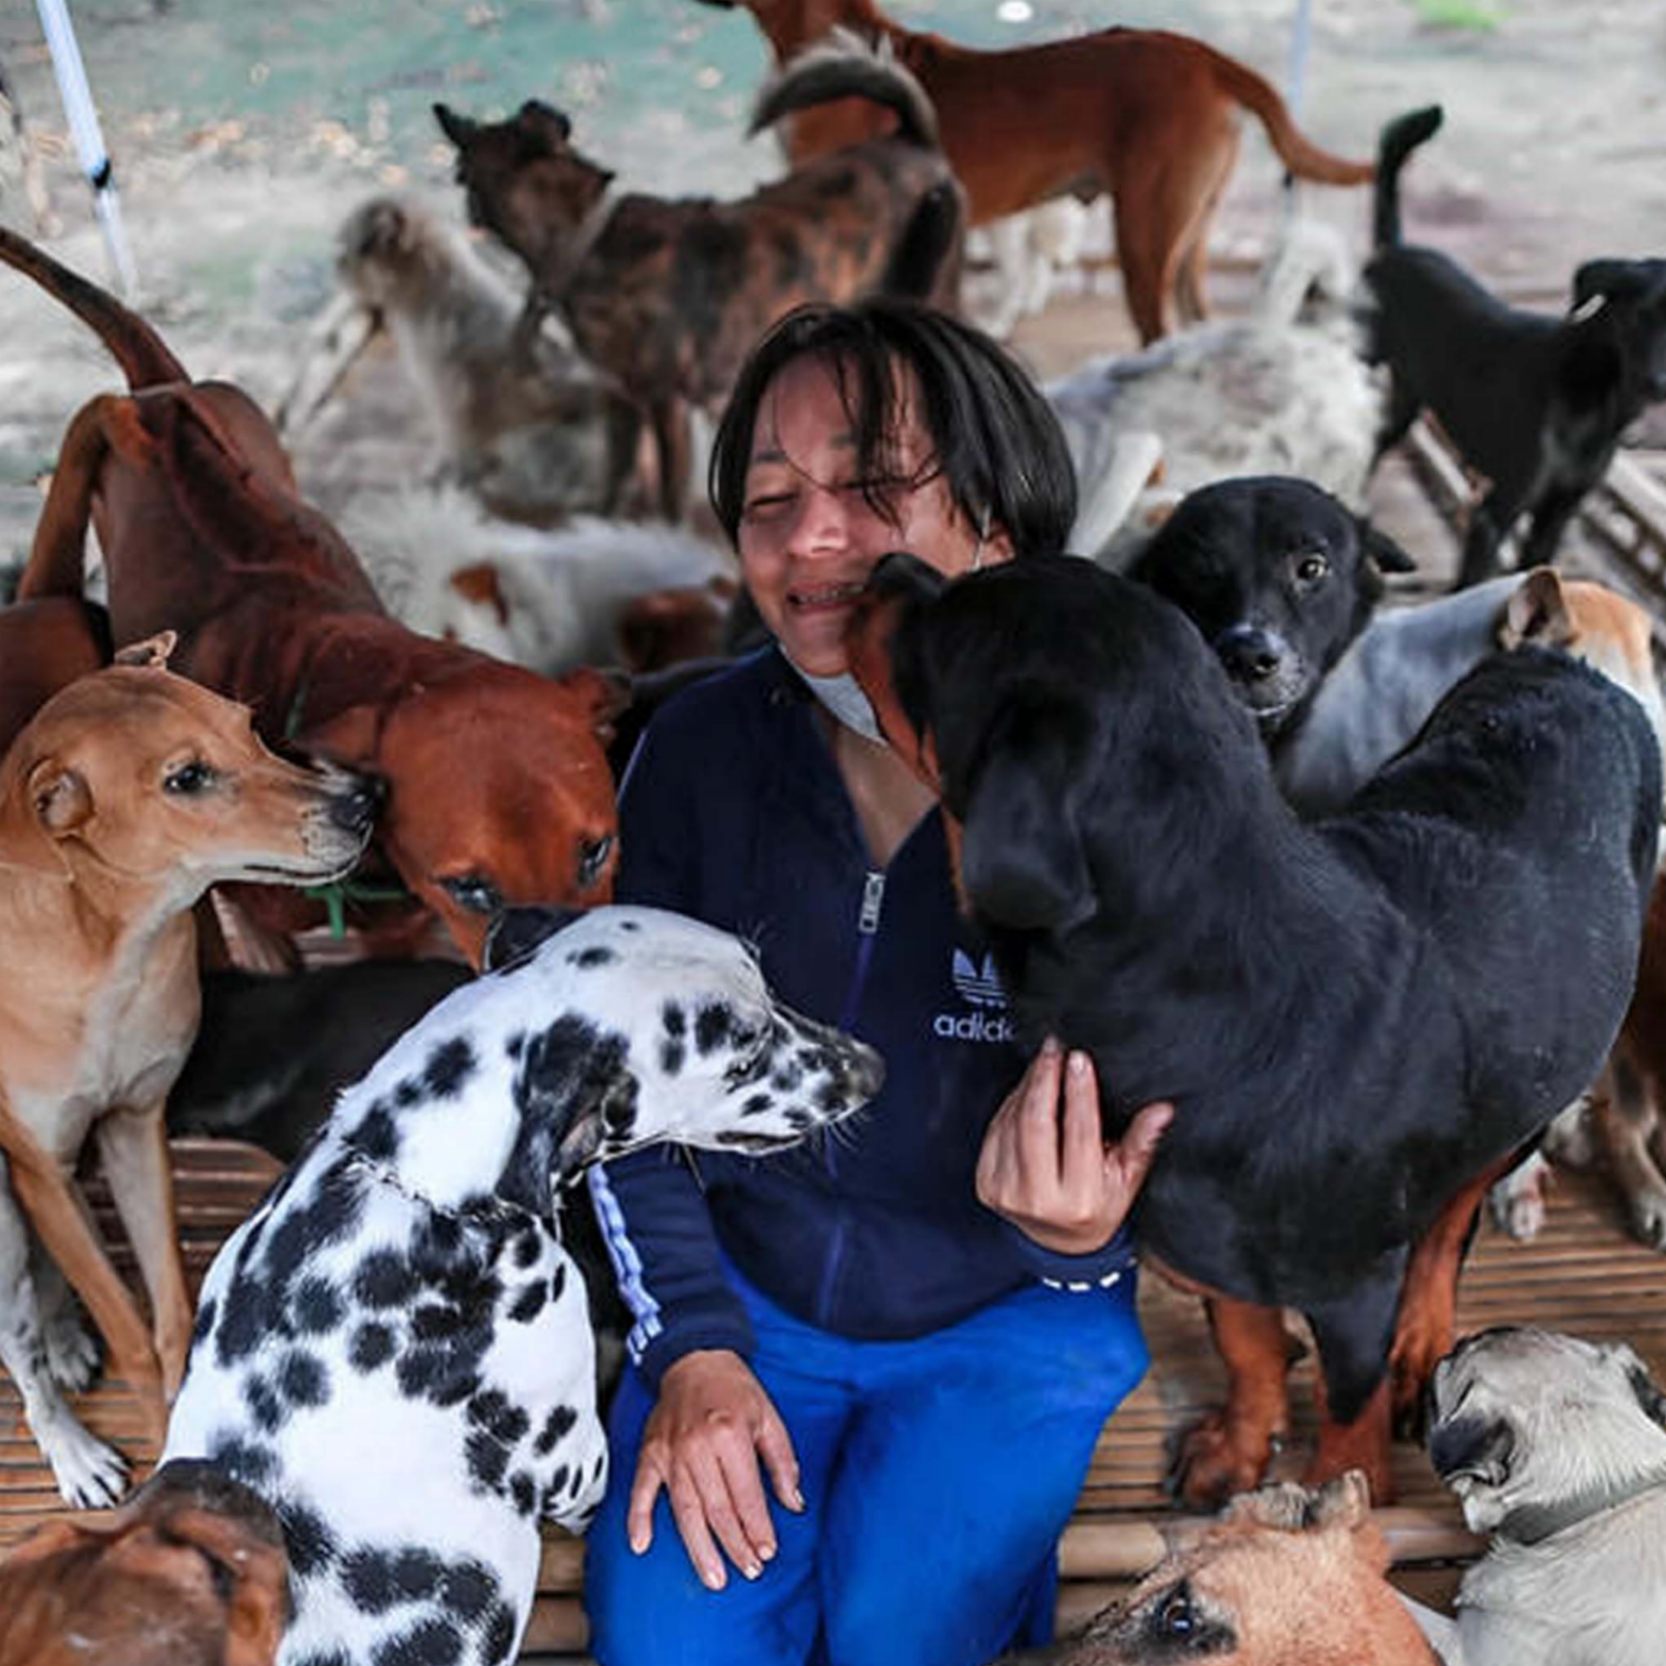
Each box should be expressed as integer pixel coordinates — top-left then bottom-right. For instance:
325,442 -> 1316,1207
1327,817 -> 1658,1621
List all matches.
0,226 -> 622,966
0,597 -> 110,755
0,1460 -> 290,1666
696,0 -> 1375,341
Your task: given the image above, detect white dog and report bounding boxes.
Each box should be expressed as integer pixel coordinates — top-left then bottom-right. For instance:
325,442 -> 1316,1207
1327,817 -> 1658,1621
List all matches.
164,904 -> 883,1666
1428,1327 -> 1666,1666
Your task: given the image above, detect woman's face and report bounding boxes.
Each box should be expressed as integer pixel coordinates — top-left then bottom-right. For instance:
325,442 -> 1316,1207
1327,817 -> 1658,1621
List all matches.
736,352 -> 1012,676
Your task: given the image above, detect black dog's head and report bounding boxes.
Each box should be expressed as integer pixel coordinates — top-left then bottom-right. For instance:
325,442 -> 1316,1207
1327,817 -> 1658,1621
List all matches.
1129,478 -> 1415,736
1569,257 -> 1666,404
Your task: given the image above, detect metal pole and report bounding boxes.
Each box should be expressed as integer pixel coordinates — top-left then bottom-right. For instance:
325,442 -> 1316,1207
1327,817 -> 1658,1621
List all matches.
34,0 -> 137,293
1281,0 -> 1316,223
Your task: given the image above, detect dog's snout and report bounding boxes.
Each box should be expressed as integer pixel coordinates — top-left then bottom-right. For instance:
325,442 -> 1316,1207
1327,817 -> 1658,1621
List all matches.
328,773 -> 384,836
1215,623 -> 1287,684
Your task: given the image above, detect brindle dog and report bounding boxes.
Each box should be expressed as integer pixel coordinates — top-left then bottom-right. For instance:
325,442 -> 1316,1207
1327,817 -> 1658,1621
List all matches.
435,32 -> 962,519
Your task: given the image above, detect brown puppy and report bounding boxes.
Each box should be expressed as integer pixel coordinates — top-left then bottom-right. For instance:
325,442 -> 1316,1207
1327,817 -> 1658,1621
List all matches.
1002,1474 -> 1444,1665
0,225 -> 623,966
0,639 -> 374,1506
0,1459 -> 290,1666
694,0 -> 1375,342
435,32 -> 962,518
0,596 -> 110,754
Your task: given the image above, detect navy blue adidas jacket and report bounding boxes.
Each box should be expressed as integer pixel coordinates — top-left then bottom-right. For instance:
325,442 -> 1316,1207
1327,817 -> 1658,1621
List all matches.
590,649 -> 1138,1388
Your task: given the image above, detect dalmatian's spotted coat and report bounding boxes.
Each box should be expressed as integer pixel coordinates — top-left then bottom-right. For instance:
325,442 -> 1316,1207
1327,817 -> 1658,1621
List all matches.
164,905 -> 883,1666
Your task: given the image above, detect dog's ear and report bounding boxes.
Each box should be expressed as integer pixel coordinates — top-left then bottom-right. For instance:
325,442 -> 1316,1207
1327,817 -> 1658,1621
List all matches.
483,904 -> 584,973
514,99 -> 573,150
1499,567 -> 1575,650
301,702 -> 383,768
1354,518 -> 1417,578
1602,1341 -> 1666,1429
1307,1470 -> 1374,1531
432,102 -> 478,151
1572,259 -> 1652,313
558,665 -> 632,747
959,697 -> 1096,934
113,629 -> 178,669
28,759 -> 93,837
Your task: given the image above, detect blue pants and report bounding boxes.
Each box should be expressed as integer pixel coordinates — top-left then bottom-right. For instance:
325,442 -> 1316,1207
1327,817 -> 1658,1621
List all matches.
584,1265 -> 1147,1666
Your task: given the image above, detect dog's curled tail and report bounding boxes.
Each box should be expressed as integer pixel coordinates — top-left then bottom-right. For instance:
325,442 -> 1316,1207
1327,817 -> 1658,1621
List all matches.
751,27 -> 939,151
1199,44 -> 1374,186
1373,105 -> 1444,251
0,225 -> 189,391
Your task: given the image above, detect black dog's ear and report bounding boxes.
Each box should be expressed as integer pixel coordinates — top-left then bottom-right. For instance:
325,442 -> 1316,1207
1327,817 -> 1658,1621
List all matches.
960,698 -> 1096,934
1355,518 -> 1417,577
869,550 -> 950,604
483,905 -> 585,973
515,99 -> 573,146
432,102 -> 477,150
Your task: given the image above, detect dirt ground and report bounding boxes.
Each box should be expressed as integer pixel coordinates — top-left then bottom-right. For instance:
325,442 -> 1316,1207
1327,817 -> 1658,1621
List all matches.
0,0 -> 1663,573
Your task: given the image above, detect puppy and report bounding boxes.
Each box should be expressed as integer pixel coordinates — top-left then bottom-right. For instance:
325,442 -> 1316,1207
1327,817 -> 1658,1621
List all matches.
999,1473 -> 1446,1666
848,551 -> 1659,1499
1365,106 -> 1666,588
164,904 -> 883,1666
0,1459 -> 290,1666
435,31 -> 962,518
1428,1327 -> 1666,1666
0,641 -> 375,1506
1127,477 -> 1415,737
292,195 -> 642,525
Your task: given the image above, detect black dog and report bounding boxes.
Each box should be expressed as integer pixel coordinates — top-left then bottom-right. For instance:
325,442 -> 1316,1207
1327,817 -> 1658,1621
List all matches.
849,550 -> 1658,1490
1365,106 -> 1666,589
1127,476 -> 1414,737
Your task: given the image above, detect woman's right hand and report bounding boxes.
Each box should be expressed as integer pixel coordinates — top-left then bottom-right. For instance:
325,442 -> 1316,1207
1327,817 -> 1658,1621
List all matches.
626,1348 -> 804,1590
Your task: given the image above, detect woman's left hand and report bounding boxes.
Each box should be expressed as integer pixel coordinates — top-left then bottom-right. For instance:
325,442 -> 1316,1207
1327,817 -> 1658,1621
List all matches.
976,1037 -> 1172,1256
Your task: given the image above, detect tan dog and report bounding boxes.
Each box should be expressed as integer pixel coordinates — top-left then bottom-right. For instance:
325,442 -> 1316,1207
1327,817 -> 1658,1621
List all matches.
693,0 -> 1375,341
1003,1474 -> 1444,1665
280,194 -> 643,526
1429,1328 -> 1666,1666
0,1458 -> 290,1666
0,639 -> 374,1506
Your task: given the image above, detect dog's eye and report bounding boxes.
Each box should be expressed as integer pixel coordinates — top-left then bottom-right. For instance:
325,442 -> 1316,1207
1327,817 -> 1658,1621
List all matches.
1293,551 -> 1330,584
440,872 -> 503,915
164,761 -> 216,796
577,834 -> 614,891
1156,1585 -> 1196,1639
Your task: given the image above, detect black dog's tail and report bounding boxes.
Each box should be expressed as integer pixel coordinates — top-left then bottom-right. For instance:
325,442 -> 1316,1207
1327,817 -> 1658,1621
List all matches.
1373,105 -> 1443,251
750,28 -> 939,151
879,180 -> 964,303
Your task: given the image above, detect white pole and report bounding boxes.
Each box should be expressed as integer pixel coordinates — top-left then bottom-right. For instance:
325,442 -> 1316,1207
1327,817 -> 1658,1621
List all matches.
34,0 -> 137,293
1281,0 -> 1316,224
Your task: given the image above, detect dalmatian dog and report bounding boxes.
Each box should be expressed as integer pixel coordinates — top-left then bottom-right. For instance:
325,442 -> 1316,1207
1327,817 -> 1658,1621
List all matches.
164,904 -> 883,1666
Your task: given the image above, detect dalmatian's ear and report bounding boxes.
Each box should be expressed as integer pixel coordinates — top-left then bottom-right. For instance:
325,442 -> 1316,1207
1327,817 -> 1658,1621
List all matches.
498,1018 -> 633,1216
483,905 -> 584,973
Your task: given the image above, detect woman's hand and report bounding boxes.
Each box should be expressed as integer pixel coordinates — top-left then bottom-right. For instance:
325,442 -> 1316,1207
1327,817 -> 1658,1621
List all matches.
627,1348 -> 803,1591
977,1037 -> 1172,1256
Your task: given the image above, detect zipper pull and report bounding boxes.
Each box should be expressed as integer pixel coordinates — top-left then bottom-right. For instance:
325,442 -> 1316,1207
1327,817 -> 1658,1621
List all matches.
858,870 -> 886,935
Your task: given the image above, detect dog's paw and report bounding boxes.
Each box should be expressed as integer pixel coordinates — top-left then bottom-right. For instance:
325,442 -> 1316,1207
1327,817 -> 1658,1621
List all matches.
41,1417 -> 130,1509
1487,1155 -> 1549,1242
43,1305 -> 104,1395
1169,1412 -> 1274,1511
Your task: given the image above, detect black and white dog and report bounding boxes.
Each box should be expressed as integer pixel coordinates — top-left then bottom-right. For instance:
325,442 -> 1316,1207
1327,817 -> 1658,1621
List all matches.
164,905 -> 883,1666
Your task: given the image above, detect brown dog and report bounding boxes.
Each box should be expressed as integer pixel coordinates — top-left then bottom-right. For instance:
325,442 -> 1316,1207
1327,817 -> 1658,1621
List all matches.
435,31 -> 963,518
0,225 -> 623,966
0,596 -> 110,754
696,0 -> 1375,342
0,1459 -> 290,1666
1001,1474 -> 1445,1665
0,639 -> 374,1506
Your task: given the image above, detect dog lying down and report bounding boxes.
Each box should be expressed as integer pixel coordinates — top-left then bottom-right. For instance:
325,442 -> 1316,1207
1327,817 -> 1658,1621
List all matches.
997,1473 -> 1449,1666
164,904 -> 883,1666
849,552 -> 1659,1489
0,1458 -> 290,1666
1429,1327 -> 1666,1666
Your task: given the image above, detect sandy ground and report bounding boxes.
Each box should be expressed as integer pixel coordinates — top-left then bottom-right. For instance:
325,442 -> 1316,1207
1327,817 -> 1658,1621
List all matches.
0,0 -> 1662,575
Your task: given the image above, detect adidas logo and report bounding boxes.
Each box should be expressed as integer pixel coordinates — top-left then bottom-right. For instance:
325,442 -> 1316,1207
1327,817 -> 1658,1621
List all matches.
951,948 -> 1006,1009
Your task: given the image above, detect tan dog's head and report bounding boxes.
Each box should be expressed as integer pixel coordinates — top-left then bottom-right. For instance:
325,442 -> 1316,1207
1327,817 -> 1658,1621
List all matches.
335,194 -> 452,313
0,1459 -> 290,1666
433,100 -> 611,283
1041,1475 -> 1434,1666
303,654 -> 624,967
0,636 -> 375,904
1500,569 -> 1666,772
1428,1326 -> 1666,1537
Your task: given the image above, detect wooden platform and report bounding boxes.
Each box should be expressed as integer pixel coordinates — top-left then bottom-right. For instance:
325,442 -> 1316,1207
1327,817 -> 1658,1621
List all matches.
4,1139 -> 1664,1660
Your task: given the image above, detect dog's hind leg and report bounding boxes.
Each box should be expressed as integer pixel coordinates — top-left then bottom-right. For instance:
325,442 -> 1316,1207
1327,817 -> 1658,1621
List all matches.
1303,1263 -> 1405,1503
1370,380 -> 1420,470
1518,482 -> 1586,571
1171,1297 -> 1294,1509
1595,1049 -> 1666,1250
650,395 -> 693,523
1455,494 -> 1515,590
16,395 -> 128,601
1173,132 -> 1238,327
0,1166 -> 129,1506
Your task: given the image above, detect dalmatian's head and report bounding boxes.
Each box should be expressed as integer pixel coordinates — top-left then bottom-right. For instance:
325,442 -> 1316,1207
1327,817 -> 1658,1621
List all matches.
332,905 -> 884,1221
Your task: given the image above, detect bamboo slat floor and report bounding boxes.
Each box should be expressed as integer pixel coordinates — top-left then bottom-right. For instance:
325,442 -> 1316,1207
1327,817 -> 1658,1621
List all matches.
2,1137 -> 1663,1662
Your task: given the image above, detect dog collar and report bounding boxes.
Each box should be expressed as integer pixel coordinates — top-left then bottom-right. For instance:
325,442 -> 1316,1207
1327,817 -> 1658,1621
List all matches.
1495,1464 -> 1666,1546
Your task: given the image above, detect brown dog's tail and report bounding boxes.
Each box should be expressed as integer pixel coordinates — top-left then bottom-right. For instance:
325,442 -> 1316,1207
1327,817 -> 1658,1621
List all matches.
1198,42 -> 1374,186
751,28 -> 939,151
0,225 -> 189,389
